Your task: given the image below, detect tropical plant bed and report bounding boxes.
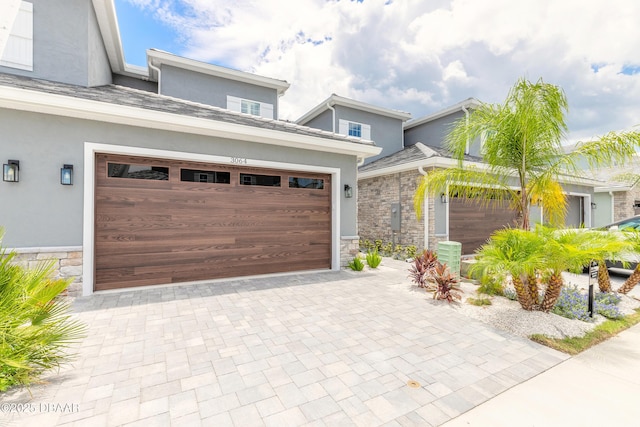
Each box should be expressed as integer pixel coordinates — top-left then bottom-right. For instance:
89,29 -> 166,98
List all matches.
422,277 -> 640,349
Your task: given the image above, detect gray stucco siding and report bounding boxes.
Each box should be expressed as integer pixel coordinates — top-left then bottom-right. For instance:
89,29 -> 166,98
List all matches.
0,108 -> 358,248
303,110 -> 334,133
0,0 -> 112,87
333,106 -> 403,164
404,111 -> 465,150
160,65 -> 279,116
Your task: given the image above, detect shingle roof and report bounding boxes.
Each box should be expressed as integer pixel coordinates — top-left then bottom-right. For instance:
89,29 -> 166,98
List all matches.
359,142 -> 483,173
0,73 -> 374,147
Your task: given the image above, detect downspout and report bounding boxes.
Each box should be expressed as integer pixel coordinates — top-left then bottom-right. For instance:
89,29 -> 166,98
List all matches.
418,166 -> 429,251
326,102 -> 336,134
609,191 -> 615,223
461,105 -> 470,154
148,60 -> 161,94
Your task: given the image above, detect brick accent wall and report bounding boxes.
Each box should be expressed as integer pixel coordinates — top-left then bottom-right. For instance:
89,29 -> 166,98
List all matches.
358,170 -> 427,251
8,248 -> 83,296
613,189 -> 640,221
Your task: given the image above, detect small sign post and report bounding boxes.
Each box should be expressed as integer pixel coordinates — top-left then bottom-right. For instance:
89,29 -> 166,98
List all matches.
588,260 -> 597,318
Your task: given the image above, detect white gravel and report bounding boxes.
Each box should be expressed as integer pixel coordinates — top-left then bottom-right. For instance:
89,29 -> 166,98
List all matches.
395,274 -> 640,340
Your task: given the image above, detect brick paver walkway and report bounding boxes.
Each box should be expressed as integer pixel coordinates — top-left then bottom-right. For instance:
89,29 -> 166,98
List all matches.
1,260 -> 567,426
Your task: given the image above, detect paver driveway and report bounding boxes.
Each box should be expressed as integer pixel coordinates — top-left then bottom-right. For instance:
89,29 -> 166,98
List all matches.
1,260 -> 567,426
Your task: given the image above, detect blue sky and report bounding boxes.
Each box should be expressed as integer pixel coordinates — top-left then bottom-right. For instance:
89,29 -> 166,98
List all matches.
114,0 -> 640,144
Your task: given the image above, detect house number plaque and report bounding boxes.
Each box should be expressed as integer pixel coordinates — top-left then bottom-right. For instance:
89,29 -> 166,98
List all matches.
230,157 -> 248,165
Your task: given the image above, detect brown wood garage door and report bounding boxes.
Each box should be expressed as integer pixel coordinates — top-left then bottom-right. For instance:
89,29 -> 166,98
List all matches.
449,196 -> 517,255
94,154 -> 331,291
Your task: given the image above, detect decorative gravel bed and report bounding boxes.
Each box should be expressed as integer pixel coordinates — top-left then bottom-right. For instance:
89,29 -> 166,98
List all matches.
398,277 -> 640,340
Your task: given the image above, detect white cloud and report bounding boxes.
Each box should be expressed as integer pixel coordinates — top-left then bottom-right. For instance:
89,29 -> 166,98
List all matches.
121,0 -> 640,141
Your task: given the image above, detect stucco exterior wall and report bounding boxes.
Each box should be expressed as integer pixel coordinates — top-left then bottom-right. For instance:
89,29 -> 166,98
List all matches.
0,0 -> 112,87
0,108 -> 360,248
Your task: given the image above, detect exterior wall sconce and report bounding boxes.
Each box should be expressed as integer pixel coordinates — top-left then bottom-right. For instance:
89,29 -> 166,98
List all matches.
591,202 -> 597,209
61,164 -> 73,185
344,184 -> 353,198
440,193 -> 448,203
3,160 -> 19,182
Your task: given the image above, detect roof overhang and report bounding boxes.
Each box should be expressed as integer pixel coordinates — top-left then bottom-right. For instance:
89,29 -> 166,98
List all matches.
147,49 -> 290,95
297,94 -> 412,125
359,156 -> 609,188
0,85 -> 381,160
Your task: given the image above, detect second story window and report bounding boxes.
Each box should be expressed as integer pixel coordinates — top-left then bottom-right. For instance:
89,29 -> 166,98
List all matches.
339,119 -> 371,140
348,122 -> 362,138
241,100 -> 261,116
227,95 -> 274,119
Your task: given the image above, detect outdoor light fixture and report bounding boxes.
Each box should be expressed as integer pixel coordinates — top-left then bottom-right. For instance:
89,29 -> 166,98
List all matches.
440,193 -> 448,203
344,184 -> 353,198
591,202 -> 597,209
3,160 -> 19,182
60,164 -> 73,185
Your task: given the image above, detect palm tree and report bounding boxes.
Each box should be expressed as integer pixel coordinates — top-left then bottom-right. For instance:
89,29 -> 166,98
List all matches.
414,77 -> 640,230
471,226 -> 630,311
616,231 -> 640,294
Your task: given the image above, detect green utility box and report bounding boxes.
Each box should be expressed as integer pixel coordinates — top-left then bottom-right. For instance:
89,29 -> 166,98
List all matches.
437,241 -> 462,278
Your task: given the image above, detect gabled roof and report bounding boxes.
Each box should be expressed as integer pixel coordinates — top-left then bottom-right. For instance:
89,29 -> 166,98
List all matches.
0,73 -> 381,159
296,94 -> 412,125
147,50 -> 290,95
358,142 -> 482,178
92,1 -> 290,94
404,98 -> 481,131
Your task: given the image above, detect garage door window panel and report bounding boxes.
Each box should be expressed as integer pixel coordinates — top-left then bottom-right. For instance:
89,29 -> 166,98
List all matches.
108,163 -> 169,180
240,173 -> 281,187
289,177 -> 324,189
180,168 -> 231,184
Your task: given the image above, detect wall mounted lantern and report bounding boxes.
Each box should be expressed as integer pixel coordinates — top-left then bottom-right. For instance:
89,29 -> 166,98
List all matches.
440,193 -> 448,203
591,202 -> 597,209
344,184 -> 353,198
3,160 -> 19,182
61,164 -> 73,185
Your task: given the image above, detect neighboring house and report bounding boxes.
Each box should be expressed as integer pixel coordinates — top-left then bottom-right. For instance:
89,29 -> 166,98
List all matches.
0,0 -> 381,296
358,99 -> 610,255
296,94 -> 412,165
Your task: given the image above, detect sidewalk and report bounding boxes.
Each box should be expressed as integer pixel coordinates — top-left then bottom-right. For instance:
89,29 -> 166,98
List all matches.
443,320 -> 640,426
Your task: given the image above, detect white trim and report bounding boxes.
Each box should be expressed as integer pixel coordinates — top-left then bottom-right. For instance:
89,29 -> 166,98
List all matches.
567,191 -> 592,227
0,0 -> 22,60
0,85 -> 381,159
297,94 -> 411,125
82,142 -> 342,296
147,50 -> 290,95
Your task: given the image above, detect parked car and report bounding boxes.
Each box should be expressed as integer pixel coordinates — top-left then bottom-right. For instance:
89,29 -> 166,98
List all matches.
600,215 -> 640,272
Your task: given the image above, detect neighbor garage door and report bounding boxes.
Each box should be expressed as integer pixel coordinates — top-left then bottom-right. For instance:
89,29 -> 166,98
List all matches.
449,196 -> 517,255
94,154 -> 331,291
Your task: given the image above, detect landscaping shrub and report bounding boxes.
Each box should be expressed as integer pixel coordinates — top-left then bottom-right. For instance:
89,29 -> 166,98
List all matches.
348,256 -> 365,271
0,232 -> 86,392
551,285 -> 623,322
365,250 -> 382,269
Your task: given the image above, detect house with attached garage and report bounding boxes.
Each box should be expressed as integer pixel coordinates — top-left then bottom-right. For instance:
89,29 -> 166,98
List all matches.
0,0 -> 381,296
357,98 -> 618,255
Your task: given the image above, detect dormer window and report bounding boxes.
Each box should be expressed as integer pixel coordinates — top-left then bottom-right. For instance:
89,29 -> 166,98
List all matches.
339,119 -> 371,140
227,95 -> 274,119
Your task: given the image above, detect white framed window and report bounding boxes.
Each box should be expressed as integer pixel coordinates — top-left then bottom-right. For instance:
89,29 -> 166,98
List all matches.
241,99 -> 260,116
338,119 -> 371,140
0,1 -> 33,71
227,95 -> 274,119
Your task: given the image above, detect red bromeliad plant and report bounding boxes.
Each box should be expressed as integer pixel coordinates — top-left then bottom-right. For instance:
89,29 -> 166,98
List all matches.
432,263 -> 463,302
408,249 -> 439,288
